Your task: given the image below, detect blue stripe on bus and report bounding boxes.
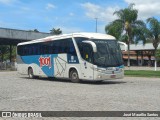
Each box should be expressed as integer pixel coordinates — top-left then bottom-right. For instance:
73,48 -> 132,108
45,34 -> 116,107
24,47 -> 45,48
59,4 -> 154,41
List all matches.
20,54 -> 79,77
21,54 -> 58,77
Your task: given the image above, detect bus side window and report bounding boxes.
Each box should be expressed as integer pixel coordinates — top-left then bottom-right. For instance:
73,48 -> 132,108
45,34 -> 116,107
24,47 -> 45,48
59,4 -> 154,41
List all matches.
64,40 -> 69,53
52,45 -> 56,54
68,39 -> 76,55
61,40 -> 65,53
48,41 -> 53,54
52,41 -> 59,54
21,46 -> 24,56
24,46 -> 28,55
35,44 -> 39,55
31,45 -> 34,55
36,44 -> 40,55
44,45 -> 49,54
40,44 -> 44,55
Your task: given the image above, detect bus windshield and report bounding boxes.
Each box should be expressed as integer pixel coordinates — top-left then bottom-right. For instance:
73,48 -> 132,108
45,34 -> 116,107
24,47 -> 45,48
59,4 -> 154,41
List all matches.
75,38 -> 123,67
92,39 -> 123,67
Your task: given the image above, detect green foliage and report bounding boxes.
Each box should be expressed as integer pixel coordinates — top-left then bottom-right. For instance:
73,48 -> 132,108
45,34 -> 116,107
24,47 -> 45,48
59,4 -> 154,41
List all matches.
156,49 -> 160,62
105,21 -> 123,40
28,29 -> 39,32
119,34 -> 128,43
0,45 -> 9,62
146,17 -> 160,65
133,27 -> 148,45
0,45 -> 9,54
125,70 -> 160,78
50,28 -> 62,35
33,29 -> 39,32
146,17 -> 160,50
0,45 -> 16,62
105,3 -> 149,67
113,3 -> 138,25
105,3 -> 147,44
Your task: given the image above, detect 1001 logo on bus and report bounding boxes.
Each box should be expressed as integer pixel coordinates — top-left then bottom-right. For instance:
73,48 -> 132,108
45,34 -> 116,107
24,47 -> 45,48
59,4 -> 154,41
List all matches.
39,56 -> 51,69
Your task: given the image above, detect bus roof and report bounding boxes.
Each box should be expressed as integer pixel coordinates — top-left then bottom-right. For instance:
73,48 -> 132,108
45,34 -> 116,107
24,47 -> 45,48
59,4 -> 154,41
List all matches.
17,32 -> 116,46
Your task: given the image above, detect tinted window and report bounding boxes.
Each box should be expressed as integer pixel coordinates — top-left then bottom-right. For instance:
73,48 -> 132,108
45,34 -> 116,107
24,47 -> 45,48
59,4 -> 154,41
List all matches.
17,38 -> 77,56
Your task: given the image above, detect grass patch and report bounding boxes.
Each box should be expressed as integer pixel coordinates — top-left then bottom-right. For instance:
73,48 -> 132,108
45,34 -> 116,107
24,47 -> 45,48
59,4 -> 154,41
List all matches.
124,70 -> 160,78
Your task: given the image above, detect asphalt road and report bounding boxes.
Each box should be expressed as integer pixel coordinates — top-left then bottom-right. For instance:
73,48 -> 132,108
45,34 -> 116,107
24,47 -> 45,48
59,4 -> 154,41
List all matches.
0,71 -> 159,120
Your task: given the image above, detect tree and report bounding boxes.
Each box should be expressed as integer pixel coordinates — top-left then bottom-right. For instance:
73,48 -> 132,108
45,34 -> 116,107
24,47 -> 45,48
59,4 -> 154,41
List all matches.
28,29 -> 39,32
105,21 -> 123,40
0,45 -> 9,62
50,28 -> 62,35
156,49 -> 160,63
4,46 -> 17,62
105,3 -> 146,67
146,17 -> 160,70
33,29 -> 39,32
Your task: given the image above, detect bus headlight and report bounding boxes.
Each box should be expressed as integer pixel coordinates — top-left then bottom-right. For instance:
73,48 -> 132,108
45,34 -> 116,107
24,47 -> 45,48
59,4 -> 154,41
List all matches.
98,75 -> 102,78
94,68 -> 102,72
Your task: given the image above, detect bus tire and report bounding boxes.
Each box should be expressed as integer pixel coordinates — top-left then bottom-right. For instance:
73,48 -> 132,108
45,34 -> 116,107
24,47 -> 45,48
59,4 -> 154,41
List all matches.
28,67 -> 34,79
70,69 -> 80,83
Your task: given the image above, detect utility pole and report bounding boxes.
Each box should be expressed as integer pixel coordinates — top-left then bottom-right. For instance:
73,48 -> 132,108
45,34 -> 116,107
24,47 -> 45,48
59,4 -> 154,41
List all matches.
95,18 -> 98,33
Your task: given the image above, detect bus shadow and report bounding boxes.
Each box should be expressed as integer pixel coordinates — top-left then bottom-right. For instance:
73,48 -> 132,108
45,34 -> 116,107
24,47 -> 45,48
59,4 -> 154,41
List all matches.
20,77 -> 126,85
80,80 -> 126,85
20,77 -> 71,83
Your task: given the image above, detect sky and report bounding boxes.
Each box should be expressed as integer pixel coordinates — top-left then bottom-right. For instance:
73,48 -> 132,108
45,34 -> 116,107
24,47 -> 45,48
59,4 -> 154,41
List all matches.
0,0 -> 160,34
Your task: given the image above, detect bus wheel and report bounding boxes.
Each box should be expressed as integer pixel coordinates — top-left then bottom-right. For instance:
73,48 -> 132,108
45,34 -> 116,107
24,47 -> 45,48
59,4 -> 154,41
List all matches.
70,69 -> 80,83
28,68 -> 34,79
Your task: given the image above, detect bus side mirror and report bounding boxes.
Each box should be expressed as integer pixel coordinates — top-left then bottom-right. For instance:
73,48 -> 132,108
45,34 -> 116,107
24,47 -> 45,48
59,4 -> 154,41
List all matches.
82,41 -> 97,52
118,41 -> 127,51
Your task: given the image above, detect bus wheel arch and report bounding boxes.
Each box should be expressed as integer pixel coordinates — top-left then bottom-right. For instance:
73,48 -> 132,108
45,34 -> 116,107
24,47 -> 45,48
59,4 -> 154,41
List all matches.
69,68 -> 80,83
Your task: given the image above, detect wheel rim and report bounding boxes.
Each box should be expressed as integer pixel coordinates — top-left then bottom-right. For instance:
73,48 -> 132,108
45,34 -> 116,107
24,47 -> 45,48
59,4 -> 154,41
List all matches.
71,72 -> 78,80
29,69 -> 33,78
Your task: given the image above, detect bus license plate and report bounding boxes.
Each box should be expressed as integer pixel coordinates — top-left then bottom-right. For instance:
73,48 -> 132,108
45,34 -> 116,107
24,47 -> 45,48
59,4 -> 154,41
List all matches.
110,75 -> 116,78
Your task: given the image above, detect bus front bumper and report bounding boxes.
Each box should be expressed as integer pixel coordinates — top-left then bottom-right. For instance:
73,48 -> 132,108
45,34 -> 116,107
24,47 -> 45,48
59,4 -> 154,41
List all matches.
94,71 -> 124,81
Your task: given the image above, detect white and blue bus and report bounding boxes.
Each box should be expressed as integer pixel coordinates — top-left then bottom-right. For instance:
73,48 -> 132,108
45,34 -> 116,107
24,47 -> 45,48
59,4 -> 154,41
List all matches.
17,33 -> 125,82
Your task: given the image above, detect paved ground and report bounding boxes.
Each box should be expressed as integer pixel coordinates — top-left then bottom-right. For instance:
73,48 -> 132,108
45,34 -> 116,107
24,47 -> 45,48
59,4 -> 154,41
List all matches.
0,71 -> 159,120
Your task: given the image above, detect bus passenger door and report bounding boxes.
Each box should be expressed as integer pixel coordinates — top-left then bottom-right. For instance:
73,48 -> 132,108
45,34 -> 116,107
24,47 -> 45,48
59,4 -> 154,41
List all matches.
80,43 -> 94,80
